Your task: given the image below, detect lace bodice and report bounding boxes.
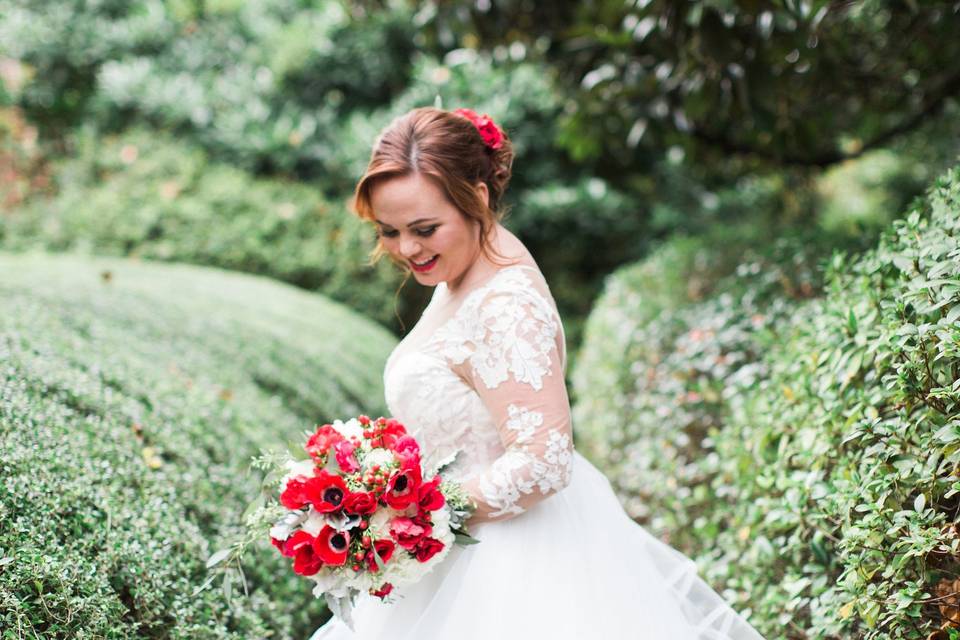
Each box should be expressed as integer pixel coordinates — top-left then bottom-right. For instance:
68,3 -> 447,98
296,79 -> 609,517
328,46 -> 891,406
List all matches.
383,264 -> 574,523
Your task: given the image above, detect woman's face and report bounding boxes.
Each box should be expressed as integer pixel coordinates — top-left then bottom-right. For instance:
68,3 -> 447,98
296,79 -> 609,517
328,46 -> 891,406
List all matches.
370,172 -> 485,289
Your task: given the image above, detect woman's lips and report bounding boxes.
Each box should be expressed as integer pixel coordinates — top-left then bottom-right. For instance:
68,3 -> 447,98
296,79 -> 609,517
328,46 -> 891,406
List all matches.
410,255 -> 439,273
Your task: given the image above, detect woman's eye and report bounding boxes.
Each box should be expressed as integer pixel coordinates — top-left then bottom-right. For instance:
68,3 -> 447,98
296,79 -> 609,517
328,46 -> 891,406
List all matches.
378,228 -> 399,238
415,226 -> 438,237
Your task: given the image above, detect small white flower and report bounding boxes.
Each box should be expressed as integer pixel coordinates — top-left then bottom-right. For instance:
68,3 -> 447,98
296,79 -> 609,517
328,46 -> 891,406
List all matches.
332,418 -> 364,440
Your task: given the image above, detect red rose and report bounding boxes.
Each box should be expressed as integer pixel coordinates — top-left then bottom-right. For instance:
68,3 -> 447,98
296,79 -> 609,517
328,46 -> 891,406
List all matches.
417,475 -> 446,513
383,464 -> 422,509
370,582 -> 393,599
334,439 -> 360,473
279,476 -> 310,510
314,525 -> 350,566
270,536 -> 286,554
303,470 -> 348,513
388,516 -> 432,550
413,537 -> 445,563
365,538 -> 396,572
306,424 -> 345,459
343,490 -> 378,516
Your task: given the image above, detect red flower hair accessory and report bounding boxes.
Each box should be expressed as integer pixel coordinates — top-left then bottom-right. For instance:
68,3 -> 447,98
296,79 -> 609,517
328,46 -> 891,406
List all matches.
453,108 -> 504,150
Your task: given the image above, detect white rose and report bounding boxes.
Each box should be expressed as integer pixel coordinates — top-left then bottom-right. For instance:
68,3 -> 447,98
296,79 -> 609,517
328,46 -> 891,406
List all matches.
281,458 -> 316,485
362,448 -> 396,470
368,507 -> 400,538
332,418 -> 364,440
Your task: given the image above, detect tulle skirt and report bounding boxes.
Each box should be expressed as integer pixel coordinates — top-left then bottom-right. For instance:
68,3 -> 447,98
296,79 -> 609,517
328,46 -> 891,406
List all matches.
309,451 -> 766,640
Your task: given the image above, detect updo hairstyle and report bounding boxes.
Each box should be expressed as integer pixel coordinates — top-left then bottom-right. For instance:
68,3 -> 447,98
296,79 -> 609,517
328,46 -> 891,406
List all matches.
353,107 -> 515,270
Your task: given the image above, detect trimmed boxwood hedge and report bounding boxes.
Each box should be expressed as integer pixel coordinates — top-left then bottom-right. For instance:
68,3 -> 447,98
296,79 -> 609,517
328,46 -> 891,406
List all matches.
0,253 -> 395,638
572,166 -> 960,638
0,129 -> 407,331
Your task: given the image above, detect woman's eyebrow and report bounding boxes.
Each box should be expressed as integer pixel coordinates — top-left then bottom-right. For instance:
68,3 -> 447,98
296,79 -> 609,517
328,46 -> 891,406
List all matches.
375,217 -> 437,228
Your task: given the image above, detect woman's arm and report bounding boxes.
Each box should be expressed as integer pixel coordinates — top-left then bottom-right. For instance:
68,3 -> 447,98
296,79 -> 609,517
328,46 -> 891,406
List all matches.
444,282 -> 574,526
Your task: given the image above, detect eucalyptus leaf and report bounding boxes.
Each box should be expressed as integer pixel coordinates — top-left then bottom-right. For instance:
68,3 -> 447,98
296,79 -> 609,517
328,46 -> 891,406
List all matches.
206,548 -> 232,569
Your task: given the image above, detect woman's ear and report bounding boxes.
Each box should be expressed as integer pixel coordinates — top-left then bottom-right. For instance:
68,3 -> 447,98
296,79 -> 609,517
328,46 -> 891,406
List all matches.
475,181 -> 490,209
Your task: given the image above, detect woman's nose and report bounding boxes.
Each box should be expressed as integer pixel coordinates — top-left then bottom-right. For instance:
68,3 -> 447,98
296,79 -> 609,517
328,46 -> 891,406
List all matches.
399,235 -> 421,258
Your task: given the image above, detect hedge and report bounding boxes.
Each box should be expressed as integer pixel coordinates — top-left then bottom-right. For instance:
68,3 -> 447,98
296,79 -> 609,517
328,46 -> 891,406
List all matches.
572,166 -> 960,638
0,129 -> 406,331
0,253 -> 395,638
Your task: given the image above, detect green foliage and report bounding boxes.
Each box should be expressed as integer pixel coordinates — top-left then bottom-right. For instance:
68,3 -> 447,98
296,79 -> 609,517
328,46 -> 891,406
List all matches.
573,166 -> 960,637
572,223 -> 776,453
0,252 -> 396,638
3,0 -> 417,179
419,0 -> 960,172
0,129 -> 406,330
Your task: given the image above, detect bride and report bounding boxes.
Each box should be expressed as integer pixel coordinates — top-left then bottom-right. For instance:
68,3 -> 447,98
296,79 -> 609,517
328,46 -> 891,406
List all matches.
310,107 -> 766,639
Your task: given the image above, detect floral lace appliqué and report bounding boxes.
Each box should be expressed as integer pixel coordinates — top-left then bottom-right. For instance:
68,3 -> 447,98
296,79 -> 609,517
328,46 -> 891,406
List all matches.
437,269 -> 561,391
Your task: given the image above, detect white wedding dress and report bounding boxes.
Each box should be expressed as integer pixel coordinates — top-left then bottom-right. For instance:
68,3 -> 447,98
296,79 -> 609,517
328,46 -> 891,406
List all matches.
310,264 -> 765,640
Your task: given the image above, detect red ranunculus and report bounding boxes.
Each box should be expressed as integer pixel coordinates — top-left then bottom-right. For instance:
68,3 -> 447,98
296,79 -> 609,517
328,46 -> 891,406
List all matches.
343,490 -> 378,515
383,464 -> 422,509
388,516 -> 432,550
453,108 -> 504,150
280,530 -> 324,575
391,434 -> 421,465
306,424 -> 345,459
365,538 -> 396,572
279,476 -> 310,510
370,582 -> 393,599
417,475 -> 445,513
334,439 -> 360,473
314,525 -> 350,565
413,536 -> 445,563
304,470 -> 348,513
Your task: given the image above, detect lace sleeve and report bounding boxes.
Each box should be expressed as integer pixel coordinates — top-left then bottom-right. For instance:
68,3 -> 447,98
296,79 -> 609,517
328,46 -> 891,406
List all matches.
443,277 -> 574,525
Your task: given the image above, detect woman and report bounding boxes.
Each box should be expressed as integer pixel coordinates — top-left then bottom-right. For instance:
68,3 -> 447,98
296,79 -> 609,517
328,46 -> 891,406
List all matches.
311,107 -> 765,639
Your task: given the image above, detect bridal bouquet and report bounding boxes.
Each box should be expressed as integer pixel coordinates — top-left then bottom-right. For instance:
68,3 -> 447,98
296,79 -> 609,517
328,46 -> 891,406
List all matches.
239,415 -> 477,628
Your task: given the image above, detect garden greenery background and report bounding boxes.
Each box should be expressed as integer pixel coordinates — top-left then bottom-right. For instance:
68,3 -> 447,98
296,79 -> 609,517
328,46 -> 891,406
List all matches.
1,1 -> 959,638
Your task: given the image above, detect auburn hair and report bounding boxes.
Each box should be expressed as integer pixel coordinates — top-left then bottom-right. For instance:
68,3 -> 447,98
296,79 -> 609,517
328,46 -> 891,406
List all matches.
352,106 -> 515,271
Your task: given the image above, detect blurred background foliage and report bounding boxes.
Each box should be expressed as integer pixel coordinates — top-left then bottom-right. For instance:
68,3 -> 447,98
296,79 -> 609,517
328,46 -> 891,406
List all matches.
2,0 -> 960,637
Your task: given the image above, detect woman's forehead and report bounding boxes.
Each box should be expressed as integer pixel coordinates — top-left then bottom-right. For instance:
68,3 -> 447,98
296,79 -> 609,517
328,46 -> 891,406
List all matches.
371,174 -> 455,225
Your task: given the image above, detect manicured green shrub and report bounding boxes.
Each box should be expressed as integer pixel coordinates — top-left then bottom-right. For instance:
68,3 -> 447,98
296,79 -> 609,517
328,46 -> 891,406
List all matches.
698,167 -> 960,639
571,223 -> 775,456
573,166 -> 960,638
0,129 -> 405,330
582,234 -> 831,546
0,253 -> 396,638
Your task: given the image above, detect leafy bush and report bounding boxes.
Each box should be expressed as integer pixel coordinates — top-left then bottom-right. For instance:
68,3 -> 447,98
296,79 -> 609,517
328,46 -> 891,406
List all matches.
571,223 -> 775,454
574,166 -> 960,638
698,167 -> 960,639
0,252 -> 396,638
0,129 -> 406,330
2,0 -> 417,178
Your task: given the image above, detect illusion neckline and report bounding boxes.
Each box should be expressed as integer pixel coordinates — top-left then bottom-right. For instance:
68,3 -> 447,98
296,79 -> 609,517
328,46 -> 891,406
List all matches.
383,263 -> 544,382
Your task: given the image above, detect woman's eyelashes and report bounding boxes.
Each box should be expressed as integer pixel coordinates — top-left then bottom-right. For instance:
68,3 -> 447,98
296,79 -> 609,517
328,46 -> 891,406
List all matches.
378,225 -> 437,239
